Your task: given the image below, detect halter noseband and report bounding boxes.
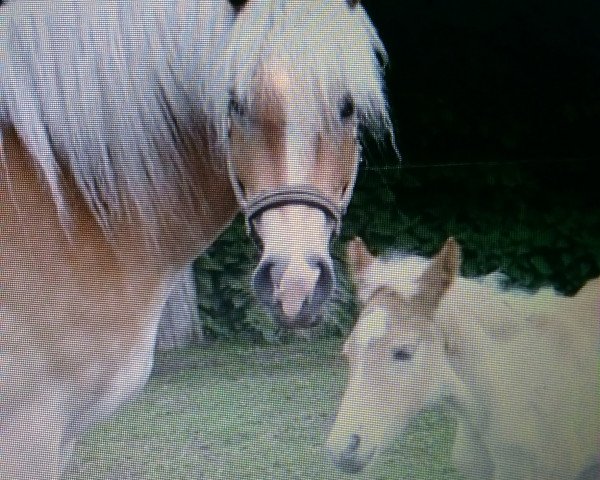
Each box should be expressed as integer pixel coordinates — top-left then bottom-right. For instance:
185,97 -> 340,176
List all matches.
242,186 -> 344,245
226,150 -> 361,247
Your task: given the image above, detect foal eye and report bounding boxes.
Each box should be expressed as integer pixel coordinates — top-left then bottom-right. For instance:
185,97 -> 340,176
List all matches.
393,346 -> 415,362
339,96 -> 355,120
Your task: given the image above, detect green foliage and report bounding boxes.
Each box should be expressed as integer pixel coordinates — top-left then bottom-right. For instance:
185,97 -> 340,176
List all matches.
194,219 -> 266,342
343,159 -> 599,294
194,218 -> 357,343
194,158 -> 599,343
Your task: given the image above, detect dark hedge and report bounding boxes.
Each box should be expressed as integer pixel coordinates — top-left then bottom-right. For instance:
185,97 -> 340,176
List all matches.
194,158 -> 599,343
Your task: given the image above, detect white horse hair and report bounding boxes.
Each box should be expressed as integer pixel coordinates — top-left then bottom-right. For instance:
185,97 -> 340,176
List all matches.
0,0 -> 392,239
1,1 -> 395,477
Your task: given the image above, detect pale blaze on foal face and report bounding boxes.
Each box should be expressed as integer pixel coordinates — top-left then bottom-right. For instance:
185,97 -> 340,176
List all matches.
328,237 -> 462,472
342,288 -> 441,446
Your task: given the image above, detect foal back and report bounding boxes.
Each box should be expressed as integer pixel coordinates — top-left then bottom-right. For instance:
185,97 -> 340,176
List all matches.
463,278 -> 599,480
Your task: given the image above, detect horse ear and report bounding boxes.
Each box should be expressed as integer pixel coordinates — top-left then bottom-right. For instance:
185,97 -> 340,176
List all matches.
416,237 -> 461,309
346,237 -> 375,280
347,0 -> 361,7
229,0 -> 248,12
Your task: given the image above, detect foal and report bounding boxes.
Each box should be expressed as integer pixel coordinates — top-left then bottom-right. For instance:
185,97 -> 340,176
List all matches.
328,237 -> 599,479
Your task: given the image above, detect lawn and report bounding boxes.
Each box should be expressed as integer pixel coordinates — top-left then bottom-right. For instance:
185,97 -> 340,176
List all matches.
64,339 -> 461,480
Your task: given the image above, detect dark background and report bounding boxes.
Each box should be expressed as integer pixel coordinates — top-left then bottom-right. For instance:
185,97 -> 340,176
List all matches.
363,0 -> 600,161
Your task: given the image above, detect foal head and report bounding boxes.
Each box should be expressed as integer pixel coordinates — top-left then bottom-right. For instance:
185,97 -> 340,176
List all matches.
326,238 -> 461,472
223,0 -> 392,327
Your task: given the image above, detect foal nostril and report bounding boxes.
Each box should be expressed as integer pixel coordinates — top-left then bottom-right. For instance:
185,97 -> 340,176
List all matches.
348,434 -> 361,453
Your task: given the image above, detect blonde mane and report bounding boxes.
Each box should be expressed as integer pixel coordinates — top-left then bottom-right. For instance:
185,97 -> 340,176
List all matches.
0,0 -> 392,235
360,252 -> 585,345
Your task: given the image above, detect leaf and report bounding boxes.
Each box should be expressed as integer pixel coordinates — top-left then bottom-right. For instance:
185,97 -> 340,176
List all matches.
579,261 -> 592,277
196,256 -> 224,272
530,255 -> 553,277
560,252 -> 573,267
194,272 -> 213,294
230,293 -> 250,309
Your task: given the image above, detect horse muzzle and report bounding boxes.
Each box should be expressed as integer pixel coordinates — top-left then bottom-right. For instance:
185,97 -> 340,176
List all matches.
253,252 -> 334,328
247,199 -> 338,328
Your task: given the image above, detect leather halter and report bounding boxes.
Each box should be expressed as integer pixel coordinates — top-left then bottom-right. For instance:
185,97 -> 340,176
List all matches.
226,153 -> 361,248
243,185 -> 344,242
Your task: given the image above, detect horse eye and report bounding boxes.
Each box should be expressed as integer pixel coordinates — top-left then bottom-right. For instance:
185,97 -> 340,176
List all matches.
393,347 -> 414,362
340,96 -> 355,120
229,94 -> 246,117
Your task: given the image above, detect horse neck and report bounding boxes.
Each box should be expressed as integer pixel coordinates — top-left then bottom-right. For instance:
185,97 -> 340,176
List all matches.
108,2 -> 240,263
106,153 -> 239,273
143,175 -> 239,271
436,279 -> 553,431
440,348 -> 492,438
440,277 -> 599,444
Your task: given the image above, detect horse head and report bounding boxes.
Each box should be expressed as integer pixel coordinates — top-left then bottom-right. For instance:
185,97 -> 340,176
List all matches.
223,0 -> 392,328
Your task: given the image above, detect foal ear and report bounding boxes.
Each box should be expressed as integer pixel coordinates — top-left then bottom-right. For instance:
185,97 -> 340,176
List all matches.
416,237 -> 461,309
346,237 -> 375,280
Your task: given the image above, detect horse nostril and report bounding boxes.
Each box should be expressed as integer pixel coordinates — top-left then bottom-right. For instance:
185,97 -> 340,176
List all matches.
348,434 -> 361,453
252,258 -> 277,306
309,257 -> 335,309
252,254 -> 335,325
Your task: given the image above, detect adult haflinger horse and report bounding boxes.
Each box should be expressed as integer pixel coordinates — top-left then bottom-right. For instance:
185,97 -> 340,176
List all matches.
327,238 -> 599,479
0,0 -> 393,477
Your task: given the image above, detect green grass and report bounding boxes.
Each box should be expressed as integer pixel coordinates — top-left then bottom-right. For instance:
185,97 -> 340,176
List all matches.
65,340 -> 461,480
